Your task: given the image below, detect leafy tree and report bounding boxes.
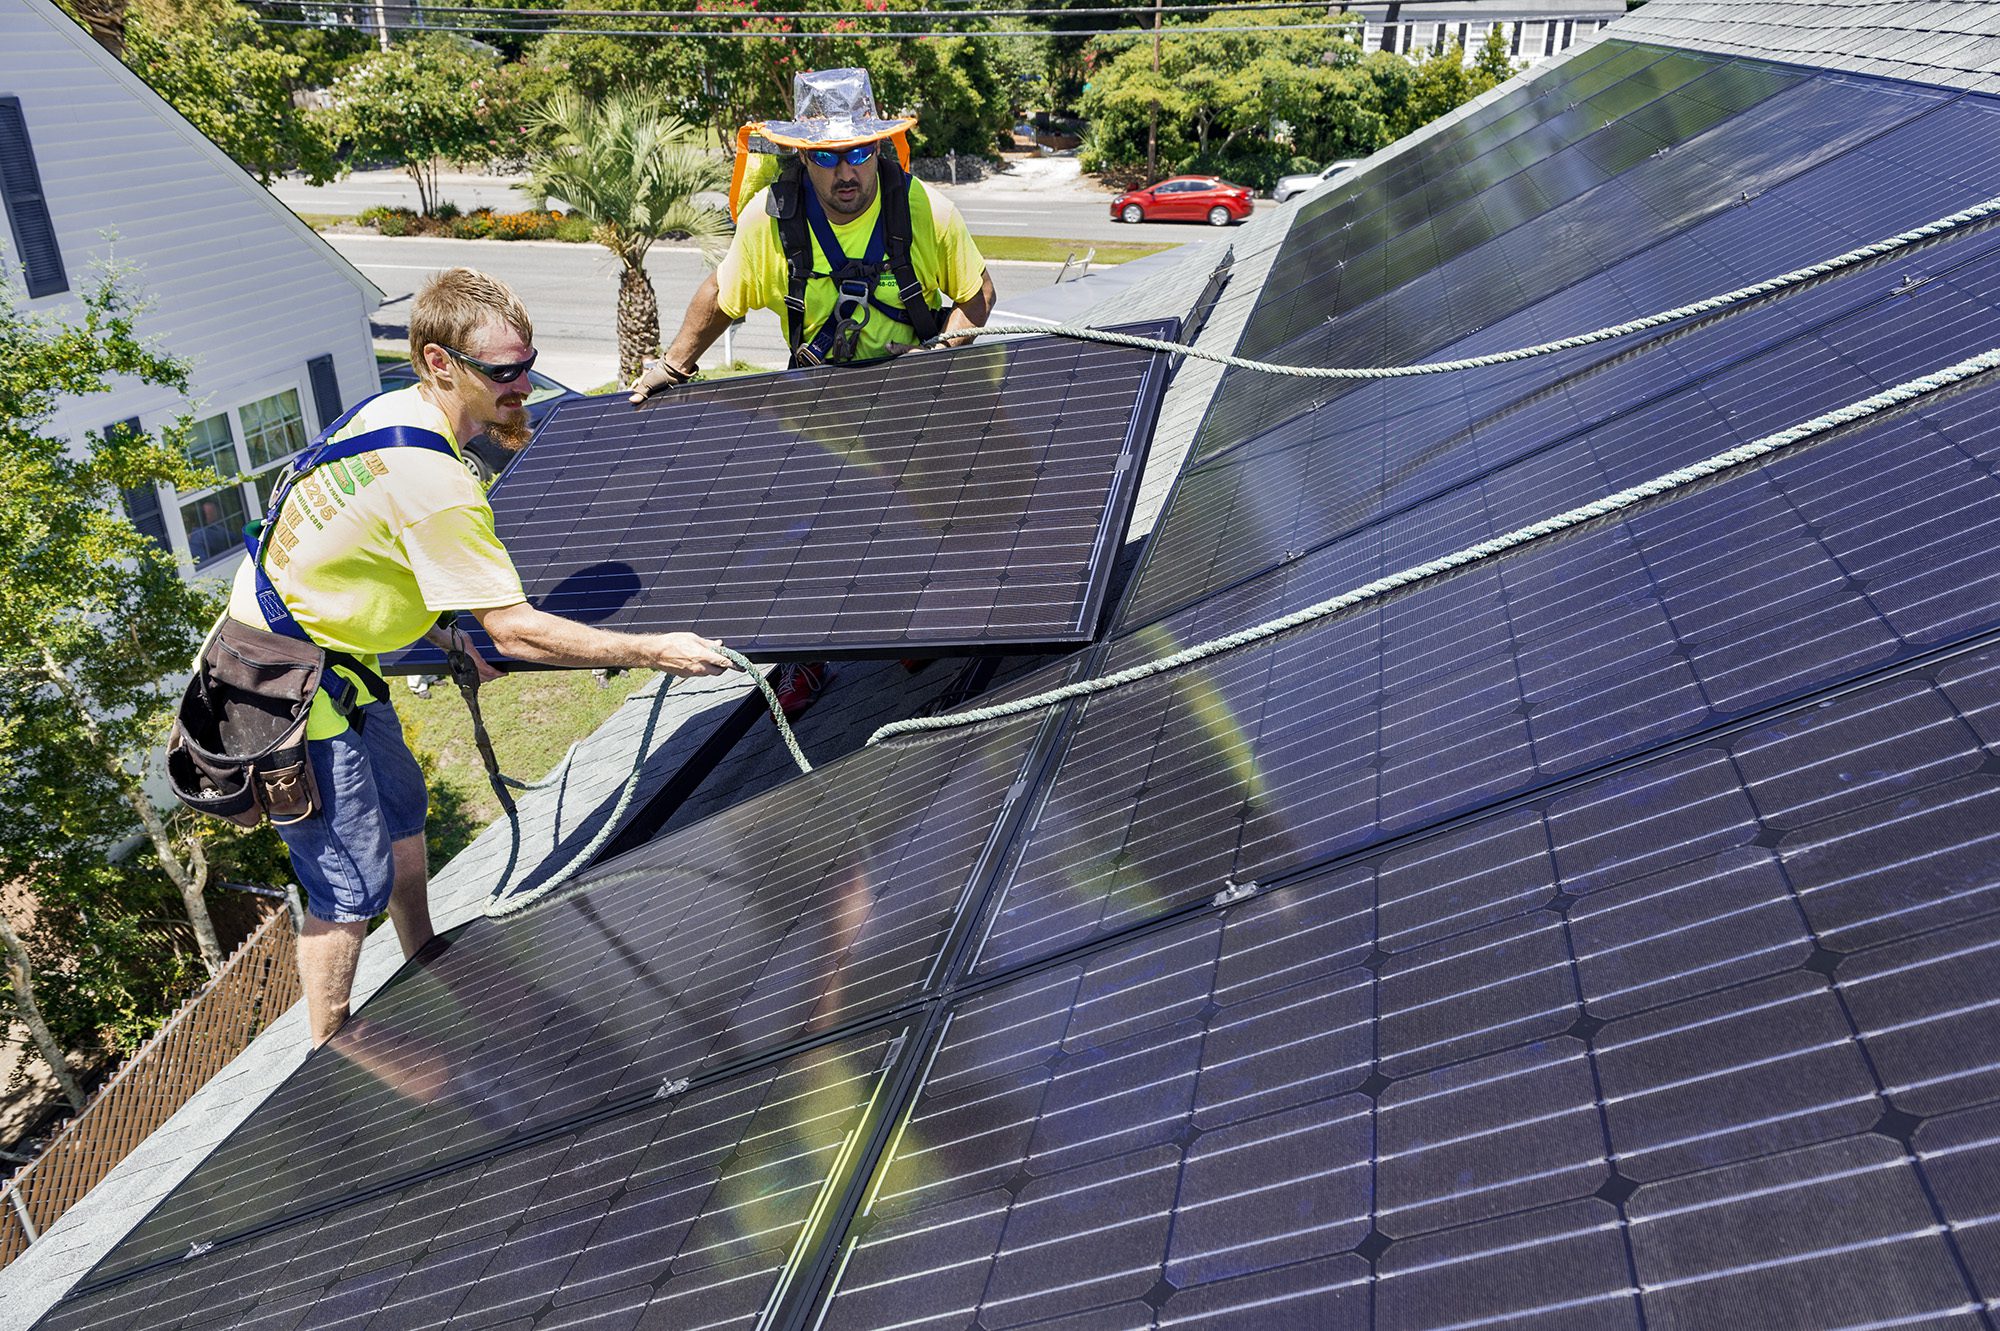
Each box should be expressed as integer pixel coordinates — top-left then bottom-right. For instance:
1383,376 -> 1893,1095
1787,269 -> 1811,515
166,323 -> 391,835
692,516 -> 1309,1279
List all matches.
324,34 -> 510,215
1080,11 -> 1393,189
0,263 -> 255,1099
525,89 -> 731,380
1473,22 -> 1520,85
124,0 -> 336,185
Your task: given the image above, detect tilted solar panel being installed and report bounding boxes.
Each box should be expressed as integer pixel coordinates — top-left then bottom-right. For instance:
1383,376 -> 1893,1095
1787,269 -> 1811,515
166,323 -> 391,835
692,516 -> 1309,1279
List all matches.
818,642 -> 2000,1330
385,322 -> 1175,674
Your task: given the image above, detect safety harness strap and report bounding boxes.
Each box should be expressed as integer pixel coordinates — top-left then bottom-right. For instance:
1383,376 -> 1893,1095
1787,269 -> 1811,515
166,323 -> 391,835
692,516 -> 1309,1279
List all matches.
245,410 -> 460,718
772,158 -> 941,366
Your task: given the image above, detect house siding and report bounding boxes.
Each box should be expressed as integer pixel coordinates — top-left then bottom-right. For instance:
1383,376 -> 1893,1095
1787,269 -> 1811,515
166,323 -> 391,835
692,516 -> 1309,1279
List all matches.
0,0 -> 381,573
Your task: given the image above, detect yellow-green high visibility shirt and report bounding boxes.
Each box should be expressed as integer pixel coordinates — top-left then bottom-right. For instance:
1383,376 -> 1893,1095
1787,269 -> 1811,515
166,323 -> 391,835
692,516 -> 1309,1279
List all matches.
226,386 -> 526,738
716,174 -> 987,362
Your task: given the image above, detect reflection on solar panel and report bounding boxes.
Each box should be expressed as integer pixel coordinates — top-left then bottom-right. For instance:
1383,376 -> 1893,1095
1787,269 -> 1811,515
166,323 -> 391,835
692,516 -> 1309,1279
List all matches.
40,1028 -> 907,1331
85,697 -> 1054,1285
818,646 -> 2000,1329
388,323 -> 1174,673
36,38 -> 2000,1331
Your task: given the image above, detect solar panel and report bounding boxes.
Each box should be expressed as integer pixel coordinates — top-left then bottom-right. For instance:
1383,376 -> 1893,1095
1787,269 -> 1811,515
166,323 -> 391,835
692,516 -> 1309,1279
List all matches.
972,374 -> 2000,974
815,642 -> 2000,1330
40,1026 -> 908,1331
386,323 -> 1175,674
1198,64 -> 1943,461
1120,142 -> 2000,628
84,695 -> 1059,1284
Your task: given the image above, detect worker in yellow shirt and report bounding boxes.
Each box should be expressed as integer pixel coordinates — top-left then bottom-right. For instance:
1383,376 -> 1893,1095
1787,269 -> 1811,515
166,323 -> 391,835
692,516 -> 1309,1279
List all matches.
628,67 -> 998,715
231,268 -> 735,1047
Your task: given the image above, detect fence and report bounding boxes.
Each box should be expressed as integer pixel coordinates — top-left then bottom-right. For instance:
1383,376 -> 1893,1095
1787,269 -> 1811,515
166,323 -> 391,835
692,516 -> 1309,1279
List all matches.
0,902 -> 301,1268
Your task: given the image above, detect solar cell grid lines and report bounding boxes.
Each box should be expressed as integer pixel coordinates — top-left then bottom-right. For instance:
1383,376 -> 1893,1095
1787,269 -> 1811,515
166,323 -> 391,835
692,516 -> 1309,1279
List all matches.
39,1029 -> 906,1331
974,374 -> 2000,974
86,704 -> 1049,1284
819,645 -> 2000,1330
389,322 -> 1175,674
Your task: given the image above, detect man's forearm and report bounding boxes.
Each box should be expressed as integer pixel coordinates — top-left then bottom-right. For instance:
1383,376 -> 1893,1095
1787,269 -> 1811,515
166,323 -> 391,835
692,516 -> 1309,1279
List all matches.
660,272 -> 737,374
474,602 -> 730,676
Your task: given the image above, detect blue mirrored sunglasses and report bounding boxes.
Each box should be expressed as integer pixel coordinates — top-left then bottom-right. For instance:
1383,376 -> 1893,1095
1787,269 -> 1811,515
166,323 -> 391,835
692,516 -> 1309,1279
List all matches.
805,143 -> 878,169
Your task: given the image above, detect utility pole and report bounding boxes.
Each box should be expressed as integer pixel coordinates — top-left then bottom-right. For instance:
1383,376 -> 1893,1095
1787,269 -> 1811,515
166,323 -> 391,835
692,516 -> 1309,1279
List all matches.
1146,0 -> 1161,182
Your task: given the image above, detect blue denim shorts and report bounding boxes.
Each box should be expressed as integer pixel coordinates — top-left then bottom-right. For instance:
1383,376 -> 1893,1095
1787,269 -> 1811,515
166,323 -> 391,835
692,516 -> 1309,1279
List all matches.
276,701 -> 429,924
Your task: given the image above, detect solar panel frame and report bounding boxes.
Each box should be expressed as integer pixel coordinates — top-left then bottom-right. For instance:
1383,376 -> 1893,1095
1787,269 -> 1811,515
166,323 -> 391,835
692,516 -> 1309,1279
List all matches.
385,322 -> 1178,675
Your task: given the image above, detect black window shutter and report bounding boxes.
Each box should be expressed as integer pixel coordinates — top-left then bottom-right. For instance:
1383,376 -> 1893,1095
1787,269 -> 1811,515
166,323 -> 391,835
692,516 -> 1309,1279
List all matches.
108,418 -> 170,550
307,353 -> 342,429
0,97 -> 67,299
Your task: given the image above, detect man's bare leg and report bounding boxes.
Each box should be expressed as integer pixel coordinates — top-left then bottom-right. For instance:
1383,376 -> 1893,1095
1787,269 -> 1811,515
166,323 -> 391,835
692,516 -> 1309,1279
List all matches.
297,917 -> 366,1047
385,834 -> 433,959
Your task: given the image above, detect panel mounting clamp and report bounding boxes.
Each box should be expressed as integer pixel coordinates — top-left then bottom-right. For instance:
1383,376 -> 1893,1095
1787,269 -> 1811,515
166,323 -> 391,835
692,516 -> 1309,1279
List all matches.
1213,879 -> 1259,908
654,1077 -> 692,1102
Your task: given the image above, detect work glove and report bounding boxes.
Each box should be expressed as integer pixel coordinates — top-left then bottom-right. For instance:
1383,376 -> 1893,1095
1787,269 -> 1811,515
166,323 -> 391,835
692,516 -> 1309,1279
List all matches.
627,356 -> 696,404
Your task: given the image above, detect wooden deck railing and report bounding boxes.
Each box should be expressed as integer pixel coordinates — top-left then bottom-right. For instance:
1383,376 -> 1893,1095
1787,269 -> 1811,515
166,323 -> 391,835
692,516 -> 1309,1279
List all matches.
0,901 -> 301,1268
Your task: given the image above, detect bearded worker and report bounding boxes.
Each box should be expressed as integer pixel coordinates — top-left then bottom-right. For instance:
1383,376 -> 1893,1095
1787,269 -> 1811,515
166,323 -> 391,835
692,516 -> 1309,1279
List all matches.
627,66 -> 997,714
231,267 -> 735,1047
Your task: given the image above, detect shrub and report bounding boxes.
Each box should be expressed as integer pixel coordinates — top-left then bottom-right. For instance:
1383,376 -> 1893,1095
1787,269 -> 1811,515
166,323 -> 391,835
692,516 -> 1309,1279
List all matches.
491,209 -> 557,240
553,213 -> 595,243
448,209 -> 496,239
376,210 -> 411,236
432,200 -> 461,221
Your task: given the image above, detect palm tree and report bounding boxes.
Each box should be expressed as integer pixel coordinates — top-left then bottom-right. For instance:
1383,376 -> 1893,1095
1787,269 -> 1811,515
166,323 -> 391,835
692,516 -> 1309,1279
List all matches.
526,91 -> 733,383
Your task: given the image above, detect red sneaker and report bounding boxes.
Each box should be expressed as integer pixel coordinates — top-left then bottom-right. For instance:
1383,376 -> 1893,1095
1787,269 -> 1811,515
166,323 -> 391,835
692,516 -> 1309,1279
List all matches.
772,662 -> 828,718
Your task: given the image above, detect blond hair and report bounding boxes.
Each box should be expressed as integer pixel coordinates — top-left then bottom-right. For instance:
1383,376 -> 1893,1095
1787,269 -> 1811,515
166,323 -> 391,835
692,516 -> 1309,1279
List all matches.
408,268 -> 534,379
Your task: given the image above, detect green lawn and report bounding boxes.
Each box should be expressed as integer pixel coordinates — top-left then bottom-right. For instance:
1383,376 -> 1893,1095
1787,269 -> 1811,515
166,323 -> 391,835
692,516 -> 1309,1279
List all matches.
969,234 -> 1176,265
396,667 -> 659,846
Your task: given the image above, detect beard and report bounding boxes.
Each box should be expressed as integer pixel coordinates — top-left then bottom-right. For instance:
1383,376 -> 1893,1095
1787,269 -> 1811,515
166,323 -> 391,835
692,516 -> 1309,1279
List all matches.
487,411 -> 534,452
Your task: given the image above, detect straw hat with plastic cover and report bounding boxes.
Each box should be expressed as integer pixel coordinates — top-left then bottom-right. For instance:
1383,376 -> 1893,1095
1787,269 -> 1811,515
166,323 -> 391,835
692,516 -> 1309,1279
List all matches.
729,67 -> 917,216
759,67 -> 915,150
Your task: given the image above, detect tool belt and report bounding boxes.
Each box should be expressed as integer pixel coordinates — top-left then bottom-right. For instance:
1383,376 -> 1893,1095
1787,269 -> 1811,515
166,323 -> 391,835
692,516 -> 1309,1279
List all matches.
166,618 -> 385,828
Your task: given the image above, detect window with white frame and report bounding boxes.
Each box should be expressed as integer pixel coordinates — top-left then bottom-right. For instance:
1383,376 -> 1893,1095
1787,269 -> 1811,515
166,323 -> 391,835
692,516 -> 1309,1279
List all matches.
170,387 -> 313,567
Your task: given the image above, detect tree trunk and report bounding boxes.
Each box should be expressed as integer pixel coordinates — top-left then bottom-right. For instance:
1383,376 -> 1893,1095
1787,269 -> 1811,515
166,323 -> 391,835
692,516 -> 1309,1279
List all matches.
0,910 -> 85,1111
68,0 -> 125,57
37,647 -> 224,975
615,260 -> 661,384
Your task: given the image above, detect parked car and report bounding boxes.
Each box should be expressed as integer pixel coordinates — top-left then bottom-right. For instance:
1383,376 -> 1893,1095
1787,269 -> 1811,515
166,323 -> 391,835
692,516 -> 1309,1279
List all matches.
1272,159 -> 1363,204
375,360 -> 581,486
1109,175 -> 1254,226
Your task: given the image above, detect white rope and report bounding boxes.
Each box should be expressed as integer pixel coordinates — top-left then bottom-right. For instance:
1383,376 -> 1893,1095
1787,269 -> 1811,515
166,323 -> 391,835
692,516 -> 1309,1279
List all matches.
870,344 -> 2000,746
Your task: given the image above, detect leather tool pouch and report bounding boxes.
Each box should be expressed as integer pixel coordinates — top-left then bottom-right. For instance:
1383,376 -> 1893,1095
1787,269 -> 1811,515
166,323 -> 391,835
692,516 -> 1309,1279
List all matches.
167,618 -> 327,828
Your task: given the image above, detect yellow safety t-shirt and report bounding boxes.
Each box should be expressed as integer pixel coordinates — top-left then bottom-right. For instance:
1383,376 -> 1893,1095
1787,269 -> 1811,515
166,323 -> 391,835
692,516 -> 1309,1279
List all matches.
716,175 -> 986,362
226,386 -> 526,739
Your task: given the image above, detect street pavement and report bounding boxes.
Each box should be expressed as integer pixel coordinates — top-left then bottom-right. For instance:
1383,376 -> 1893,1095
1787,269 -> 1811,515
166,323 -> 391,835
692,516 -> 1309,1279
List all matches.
277,159 -> 1268,252
329,233 -> 1071,387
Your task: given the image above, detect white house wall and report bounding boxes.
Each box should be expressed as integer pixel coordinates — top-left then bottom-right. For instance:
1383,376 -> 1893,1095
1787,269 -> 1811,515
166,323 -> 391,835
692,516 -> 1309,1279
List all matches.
0,0 -> 382,575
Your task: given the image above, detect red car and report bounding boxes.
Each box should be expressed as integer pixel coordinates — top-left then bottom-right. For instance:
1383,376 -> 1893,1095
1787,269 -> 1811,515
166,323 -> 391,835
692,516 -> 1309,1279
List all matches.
1110,175 -> 1254,226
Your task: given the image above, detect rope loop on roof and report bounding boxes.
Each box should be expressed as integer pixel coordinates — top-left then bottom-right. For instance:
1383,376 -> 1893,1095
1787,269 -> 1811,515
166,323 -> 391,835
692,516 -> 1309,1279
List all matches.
869,342 -> 2000,748
945,191 -> 2000,378
482,649 -> 810,919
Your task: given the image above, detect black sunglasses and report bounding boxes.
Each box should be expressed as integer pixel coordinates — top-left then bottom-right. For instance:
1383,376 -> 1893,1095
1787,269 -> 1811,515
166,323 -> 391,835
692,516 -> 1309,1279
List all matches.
805,143 -> 878,169
439,344 -> 538,384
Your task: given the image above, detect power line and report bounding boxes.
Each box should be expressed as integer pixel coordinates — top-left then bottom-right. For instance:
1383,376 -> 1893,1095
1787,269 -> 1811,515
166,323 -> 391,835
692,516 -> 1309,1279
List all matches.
252,13 -> 1361,36
251,0 -> 1343,17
